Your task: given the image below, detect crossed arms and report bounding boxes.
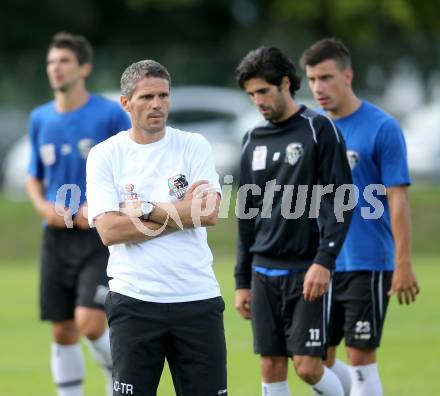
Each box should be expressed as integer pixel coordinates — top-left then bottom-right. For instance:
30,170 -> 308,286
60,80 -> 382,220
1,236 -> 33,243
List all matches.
94,180 -> 220,246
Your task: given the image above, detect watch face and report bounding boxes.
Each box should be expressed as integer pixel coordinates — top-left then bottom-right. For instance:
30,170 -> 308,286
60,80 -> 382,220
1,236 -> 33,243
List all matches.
142,202 -> 154,217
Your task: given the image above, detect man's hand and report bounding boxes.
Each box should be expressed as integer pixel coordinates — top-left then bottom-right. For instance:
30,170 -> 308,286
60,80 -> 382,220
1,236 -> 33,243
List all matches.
184,181 -> 218,224
388,264 -> 420,305
37,201 -> 70,228
119,201 -> 143,218
303,263 -> 330,302
151,180 -> 219,229
235,288 -> 252,320
184,180 -> 217,208
119,181 -> 217,220
386,186 -> 420,305
73,203 -> 90,229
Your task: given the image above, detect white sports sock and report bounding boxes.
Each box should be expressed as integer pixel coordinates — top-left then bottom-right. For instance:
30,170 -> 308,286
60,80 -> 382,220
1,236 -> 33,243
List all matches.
85,328 -> 113,396
312,366 -> 344,396
51,343 -> 85,396
262,380 -> 291,396
348,363 -> 383,396
330,359 -> 351,396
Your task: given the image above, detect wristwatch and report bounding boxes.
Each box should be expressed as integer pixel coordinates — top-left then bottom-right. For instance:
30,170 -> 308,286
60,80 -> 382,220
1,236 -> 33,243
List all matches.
140,201 -> 155,220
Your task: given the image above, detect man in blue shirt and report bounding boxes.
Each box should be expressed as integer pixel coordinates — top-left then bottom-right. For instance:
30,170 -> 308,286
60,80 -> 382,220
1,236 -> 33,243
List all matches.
300,38 -> 420,396
26,32 -> 130,396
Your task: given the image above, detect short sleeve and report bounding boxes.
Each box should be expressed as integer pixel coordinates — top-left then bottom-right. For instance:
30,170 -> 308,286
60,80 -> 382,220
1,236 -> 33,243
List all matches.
375,119 -> 411,188
86,144 -> 120,226
186,134 -> 221,195
27,113 -> 44,179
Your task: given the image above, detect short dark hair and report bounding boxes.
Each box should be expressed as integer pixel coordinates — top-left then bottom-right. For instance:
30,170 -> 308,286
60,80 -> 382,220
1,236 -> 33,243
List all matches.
300,38 -> 351,70
235,47 -> 301,96
120,60 -> 171,99
48,32 -> 93,65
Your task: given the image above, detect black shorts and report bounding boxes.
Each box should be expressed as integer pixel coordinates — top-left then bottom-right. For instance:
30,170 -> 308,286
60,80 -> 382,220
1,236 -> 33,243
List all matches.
40,226 -> 110,321
328,271 -> 393,349
251,270 -> 329,358
105,292 -> 227,396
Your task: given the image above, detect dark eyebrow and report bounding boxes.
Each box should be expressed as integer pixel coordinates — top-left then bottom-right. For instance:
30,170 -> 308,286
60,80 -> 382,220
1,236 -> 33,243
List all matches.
311,74 -> 332,79
248,87 -> 269,95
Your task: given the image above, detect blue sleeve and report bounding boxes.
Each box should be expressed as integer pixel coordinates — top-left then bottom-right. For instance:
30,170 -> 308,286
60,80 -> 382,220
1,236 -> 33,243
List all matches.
110,106 -> 131,136
375,118 -> 411,187
27,113 -> 43,180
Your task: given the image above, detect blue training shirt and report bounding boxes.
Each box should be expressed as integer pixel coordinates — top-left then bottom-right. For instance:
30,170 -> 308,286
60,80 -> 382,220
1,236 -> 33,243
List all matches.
28,94 -> 131,208
328,100 -> 411,272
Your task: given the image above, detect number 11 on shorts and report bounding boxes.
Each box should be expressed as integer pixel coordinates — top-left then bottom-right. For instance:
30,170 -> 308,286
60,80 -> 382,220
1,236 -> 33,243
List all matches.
309,328 -> 320,341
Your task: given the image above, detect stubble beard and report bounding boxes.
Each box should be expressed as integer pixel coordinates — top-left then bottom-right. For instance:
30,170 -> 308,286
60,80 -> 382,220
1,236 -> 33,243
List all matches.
51,78 -> 76,94
266,101 -> 286,123
142,119 -> 166,135
144,126 -> 164,135
55,85 -> 70,93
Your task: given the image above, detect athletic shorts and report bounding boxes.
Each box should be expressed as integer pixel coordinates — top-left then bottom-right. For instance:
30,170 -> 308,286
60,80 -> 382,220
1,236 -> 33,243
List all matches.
40,226 -> 110,321
105,292 -> 228,396
328,271 -> 393,349
251,270 -> 329,358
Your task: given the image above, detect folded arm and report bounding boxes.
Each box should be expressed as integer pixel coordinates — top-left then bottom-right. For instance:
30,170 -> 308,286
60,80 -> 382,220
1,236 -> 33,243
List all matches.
94,211 -> 174,246
120,180 -> 221,230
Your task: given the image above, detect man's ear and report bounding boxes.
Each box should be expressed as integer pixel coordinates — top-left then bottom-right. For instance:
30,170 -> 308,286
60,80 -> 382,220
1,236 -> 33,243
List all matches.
80,62 -> 93,79
344,68 -> 354,86
281,75 -> 291,92
120,95 -> 130,113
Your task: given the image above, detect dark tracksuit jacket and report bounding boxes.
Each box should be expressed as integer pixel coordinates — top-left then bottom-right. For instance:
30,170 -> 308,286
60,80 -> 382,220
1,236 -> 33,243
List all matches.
235,106 -> 353,289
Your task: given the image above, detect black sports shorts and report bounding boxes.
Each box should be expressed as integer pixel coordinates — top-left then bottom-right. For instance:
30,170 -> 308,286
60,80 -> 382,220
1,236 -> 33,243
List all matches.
251,270 -> 329,358
40,226 -> 109,321
105,292 -> 228,396
327,270 -> 392,349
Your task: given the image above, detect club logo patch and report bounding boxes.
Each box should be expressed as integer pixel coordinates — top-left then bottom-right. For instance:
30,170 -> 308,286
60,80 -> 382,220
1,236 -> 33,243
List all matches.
285,143 -> 303,166
347,150 -> 360,170
168,174 -> 189,200
124,183 -> 138,200
78,138 -> 95,159
40,143 -> 56,166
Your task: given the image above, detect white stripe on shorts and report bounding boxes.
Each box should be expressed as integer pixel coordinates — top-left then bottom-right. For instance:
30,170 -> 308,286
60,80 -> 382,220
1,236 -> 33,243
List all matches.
378,271 -> 384,319
371,272 -> 377,337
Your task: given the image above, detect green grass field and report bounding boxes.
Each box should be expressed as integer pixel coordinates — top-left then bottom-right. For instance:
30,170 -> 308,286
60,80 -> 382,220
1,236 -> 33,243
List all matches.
0,256 -> 439,395
0,188 -> 439,395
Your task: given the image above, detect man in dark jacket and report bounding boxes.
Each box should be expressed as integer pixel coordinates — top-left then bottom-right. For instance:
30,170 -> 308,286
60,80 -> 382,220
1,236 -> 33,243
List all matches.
234,46 -> 353,396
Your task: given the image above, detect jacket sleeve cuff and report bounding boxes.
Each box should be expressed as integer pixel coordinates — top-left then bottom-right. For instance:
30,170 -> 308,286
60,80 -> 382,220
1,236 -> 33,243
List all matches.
235,273 -> 252,289
313,251 -> 336,270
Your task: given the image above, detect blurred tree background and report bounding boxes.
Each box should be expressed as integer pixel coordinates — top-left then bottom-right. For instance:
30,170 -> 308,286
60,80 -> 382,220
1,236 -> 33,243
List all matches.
1,0 -> 439,110
0,0 -> 439,257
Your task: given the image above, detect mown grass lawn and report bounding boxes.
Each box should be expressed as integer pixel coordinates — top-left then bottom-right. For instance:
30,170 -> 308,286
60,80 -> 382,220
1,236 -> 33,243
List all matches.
0,255 -> 438,395
0,187 -> 438,395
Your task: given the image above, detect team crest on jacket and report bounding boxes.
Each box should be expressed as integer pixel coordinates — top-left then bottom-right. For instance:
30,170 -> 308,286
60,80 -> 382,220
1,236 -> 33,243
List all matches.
78,138 -> 95,159
168,174 -> 189,199
285,143 -> 303,166
347,150 -> 360,170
